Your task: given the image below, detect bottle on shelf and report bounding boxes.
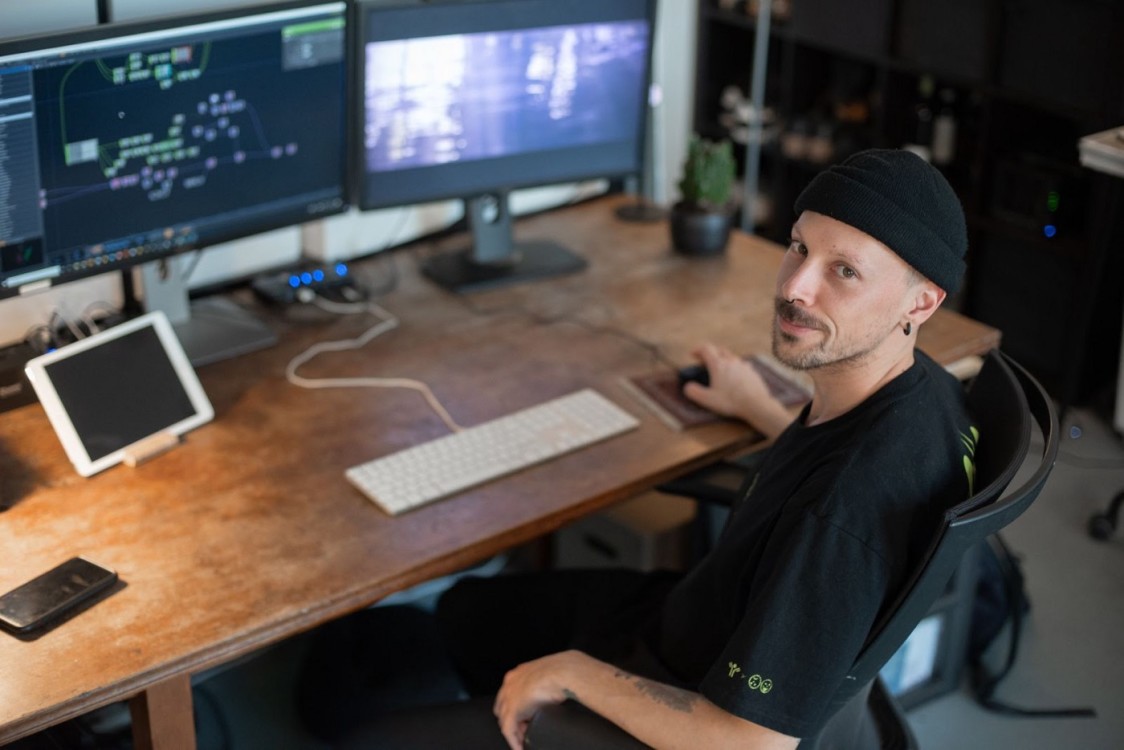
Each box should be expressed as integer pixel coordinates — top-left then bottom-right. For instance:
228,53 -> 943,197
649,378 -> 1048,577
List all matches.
806,120 -> 835,165
931,87 -> 958,166
903,74 -> 935,162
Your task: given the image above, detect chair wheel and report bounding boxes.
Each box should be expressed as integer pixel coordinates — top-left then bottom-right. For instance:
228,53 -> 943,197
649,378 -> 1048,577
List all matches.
1088,513 -> 1116,541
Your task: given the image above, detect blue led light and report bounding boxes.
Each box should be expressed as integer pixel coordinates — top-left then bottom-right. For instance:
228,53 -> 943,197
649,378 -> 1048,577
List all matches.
300,271 -> 313,285
288,275 -> 301,288
335,262 -> 349,277
312,269 -> 325,282
1043,224 -> 1057,238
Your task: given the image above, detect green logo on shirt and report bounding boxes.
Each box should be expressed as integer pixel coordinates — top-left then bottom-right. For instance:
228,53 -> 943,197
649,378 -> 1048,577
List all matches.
748,674 -> 774,693
727,662 -> 773,694
960,426 -> 979,495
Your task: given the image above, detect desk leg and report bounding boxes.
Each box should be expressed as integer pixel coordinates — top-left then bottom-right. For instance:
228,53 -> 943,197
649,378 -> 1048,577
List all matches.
129,674 -> 197,750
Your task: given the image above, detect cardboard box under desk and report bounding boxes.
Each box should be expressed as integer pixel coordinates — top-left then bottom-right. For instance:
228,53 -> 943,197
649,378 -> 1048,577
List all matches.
553,491 -> 697,572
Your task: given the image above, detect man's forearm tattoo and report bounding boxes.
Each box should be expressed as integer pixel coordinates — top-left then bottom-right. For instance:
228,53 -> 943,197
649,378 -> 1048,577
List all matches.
614,670 -> 699,713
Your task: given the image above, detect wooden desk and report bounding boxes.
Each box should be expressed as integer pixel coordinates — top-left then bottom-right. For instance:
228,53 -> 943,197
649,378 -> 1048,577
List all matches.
0,195 -> 999,748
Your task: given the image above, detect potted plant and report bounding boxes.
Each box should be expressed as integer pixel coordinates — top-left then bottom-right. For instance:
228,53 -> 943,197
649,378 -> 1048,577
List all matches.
669,135 -> 737,256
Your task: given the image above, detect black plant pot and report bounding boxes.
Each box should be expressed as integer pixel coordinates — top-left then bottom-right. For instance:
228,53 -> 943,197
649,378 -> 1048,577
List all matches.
669,203 -> 733,257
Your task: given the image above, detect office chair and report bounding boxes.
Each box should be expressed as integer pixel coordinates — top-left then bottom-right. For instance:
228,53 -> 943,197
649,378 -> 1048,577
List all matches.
525,349 -> 1059,749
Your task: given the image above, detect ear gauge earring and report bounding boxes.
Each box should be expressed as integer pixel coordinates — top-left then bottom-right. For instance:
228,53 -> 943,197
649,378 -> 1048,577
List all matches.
903,322 -> 912,336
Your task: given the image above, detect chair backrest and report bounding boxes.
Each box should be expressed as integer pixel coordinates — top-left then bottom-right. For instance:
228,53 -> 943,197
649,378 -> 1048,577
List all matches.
825,349 -> 1058,712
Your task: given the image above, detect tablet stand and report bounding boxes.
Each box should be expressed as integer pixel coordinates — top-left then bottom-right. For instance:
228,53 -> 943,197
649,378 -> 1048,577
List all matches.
122,432 -> 182,468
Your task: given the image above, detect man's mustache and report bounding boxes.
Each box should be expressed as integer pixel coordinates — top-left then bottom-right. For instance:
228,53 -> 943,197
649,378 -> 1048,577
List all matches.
774,299 -> 825,331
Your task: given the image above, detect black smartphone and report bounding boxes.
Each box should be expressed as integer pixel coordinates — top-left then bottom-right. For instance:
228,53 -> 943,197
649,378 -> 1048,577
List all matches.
0,557 -> 117,635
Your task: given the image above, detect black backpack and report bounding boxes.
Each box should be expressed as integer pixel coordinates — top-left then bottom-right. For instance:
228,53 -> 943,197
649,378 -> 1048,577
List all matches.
968,533 -> 1094,717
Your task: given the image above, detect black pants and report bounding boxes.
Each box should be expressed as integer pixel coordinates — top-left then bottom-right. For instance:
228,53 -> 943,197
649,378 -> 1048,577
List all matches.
308,568 -> 676,748
337,696 -> 508,750
298,604 -> 466,742
435,568 -> 679,696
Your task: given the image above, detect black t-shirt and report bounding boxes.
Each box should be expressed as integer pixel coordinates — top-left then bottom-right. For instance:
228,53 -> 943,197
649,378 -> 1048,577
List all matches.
645,351 -> 976,738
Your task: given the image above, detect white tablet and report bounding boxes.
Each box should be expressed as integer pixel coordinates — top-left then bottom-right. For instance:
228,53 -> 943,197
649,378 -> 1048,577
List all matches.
24,311 -> 214,477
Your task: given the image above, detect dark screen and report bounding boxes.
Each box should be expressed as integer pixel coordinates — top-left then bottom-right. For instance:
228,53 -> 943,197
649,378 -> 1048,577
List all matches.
44,325 -> 197,461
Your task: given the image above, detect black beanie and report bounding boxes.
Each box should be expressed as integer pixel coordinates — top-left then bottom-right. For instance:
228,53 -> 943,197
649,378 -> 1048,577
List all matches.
793,149 -> 967,295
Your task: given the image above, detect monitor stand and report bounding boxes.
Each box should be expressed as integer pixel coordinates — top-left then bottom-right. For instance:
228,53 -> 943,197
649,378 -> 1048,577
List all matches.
136,260 -> 278,367
421,193 -> 587,294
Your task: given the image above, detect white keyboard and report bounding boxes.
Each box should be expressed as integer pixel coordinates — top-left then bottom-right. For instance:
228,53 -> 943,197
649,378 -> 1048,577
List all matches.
346,389 -> 640,515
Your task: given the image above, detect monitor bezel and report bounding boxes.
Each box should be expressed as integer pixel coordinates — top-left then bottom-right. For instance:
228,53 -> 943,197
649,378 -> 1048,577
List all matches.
0,0 -> 352,302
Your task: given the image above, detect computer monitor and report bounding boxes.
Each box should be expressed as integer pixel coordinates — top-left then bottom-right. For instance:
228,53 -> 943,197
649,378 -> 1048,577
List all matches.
0,0 -> 349,364
356,0 -> 656,293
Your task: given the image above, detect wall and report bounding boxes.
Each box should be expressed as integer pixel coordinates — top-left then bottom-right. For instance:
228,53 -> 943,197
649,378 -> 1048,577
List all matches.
0,0 -> 695,346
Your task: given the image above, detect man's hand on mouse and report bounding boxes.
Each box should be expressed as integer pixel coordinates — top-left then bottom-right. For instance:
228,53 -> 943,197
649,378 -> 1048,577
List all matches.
681,344 -> 768,417
682,343 -> 795,440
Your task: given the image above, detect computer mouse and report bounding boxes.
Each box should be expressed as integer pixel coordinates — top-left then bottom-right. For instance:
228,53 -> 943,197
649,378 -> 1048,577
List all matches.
677,363 -> 710,389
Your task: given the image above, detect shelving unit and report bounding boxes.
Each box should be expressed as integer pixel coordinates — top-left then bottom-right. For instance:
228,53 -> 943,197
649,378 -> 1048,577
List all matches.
694,0 -> 1124,402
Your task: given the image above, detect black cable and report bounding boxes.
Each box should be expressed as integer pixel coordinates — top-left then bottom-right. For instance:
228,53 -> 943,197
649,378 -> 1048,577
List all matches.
556,313 -> 678,371
177,250 -> 204,284
452,292 -> 677,372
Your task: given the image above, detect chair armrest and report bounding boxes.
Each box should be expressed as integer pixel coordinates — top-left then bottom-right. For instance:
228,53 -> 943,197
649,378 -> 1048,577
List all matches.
524,701 -> 652,750
656,452 -> 765,507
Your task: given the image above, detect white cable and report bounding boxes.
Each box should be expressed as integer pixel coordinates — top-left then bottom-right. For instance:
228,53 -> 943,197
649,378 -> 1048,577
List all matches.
309,295 -> 367,315
83,300 -> 121,322
81,312 -> 102,334
51,309 -> 85,343
284,300 -> 463,433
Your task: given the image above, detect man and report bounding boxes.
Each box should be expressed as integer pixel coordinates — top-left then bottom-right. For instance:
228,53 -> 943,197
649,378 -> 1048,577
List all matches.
428,149 -> 977,749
